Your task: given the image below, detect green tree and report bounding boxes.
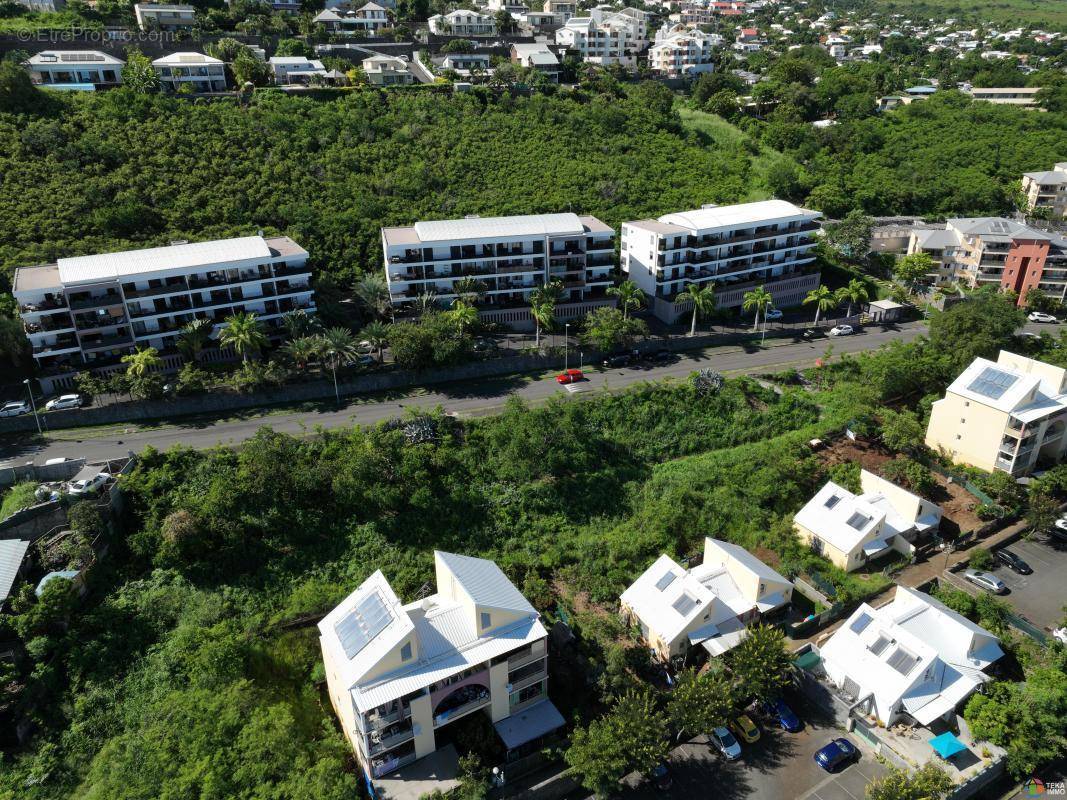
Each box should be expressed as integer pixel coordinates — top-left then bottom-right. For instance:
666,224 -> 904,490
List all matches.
318,327 -> 359,404
177,318 -> 215,363
837,278 -> 870,318
803,285 -> 837,326
665,668 -> 734,741
725,623 -> 793,704
219,311 -> 268,363
530,300 -> 555,349
275,38 -> 313,58
894,252 -> 935,292
354,274 -> 393,321
879,408 -> 924,453
360,321 -> 389,364
742,285 -> 773,332
928,288 -> 1025,375
282,335 -> 323,372
565,688 -> 669,797
453,277 -> 487,304
121,50 -> 160,94
446,299 -> 478,333
607,280 -> 646,320
677,282 -> 716,336
121,346 -> 162,379
1026,487 -> 1058,533
865,763 -> 953,800
282,309 -> 322,340
824,210 -> 874,260
0,315 -> 29,366
579,306 -> 648,352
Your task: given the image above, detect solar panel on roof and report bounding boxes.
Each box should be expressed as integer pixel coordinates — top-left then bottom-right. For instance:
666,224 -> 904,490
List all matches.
672,592 -> 699,616
655,571 -> 677,591
850,612 -> 872,633
886,645 -> 920,675
334,590 -> 392,659
968,366 -> 1018,400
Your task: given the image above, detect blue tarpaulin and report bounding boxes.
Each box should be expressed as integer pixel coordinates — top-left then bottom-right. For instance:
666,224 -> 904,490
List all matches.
930,731 -> 968,759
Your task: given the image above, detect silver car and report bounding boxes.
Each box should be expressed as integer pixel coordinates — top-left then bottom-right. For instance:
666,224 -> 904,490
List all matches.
963,569 -> 1007,594
0,401 -> 29,417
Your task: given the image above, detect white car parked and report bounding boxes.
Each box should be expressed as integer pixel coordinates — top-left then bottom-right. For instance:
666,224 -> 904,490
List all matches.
0,401 -> 30,417
765,309 -> 784,320
828,324 -> 854,337
45,394 -> 83,411
1028,311 -> 1058,323
67,472 -> 111,496
963,569 -> 1007,594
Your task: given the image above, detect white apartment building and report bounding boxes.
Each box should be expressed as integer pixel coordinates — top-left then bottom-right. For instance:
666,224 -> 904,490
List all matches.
362,55 -> 413,85
319,552 -> 562,785
620,538 -> 793,662
134,3 -> 197,31
152,53 -> 228,93
313,2 -> 390,33
964,86 -> 1041,107
555,9 -> 647,66
510,42 -> 561,81
1022,163 -> 1067,218
428,9 -> 497,36
269,57 -> 327,84
13,236 -> 313,381
382,213 -> 614,328
926,351 -> 1067,475
543,0 -> 575,22
26,51 -> 124,88
648,26 -> 718,77
621,200 -> 821,323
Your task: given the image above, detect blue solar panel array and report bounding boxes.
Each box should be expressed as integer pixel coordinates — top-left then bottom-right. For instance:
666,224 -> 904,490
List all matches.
967,367 -> 1018,400
335,591 -> 393,659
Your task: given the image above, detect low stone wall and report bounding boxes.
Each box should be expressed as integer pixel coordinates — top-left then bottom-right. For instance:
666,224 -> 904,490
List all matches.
0,500 -> 67,542
0,459 -> 86,487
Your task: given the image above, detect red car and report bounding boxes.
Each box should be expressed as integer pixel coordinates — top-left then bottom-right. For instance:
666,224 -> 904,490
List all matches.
556,369 -> 584,384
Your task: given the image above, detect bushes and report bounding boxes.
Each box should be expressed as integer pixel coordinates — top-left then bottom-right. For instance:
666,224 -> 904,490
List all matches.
0,481 -> 38,519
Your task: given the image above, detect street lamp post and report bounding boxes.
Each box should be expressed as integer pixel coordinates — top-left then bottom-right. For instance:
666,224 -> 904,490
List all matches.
23,379 -> 42,435
564,323 -> 570,371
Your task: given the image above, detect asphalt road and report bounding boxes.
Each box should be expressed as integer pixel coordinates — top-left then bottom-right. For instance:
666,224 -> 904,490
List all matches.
10,316 -> 1060,466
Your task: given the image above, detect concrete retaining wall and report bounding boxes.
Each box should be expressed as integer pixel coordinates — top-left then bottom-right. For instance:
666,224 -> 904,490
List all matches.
0,459 -> 86,487
0,500 -> 67,542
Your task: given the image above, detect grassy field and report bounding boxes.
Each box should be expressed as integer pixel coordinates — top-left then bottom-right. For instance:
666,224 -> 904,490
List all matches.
676,106 -> 798,202
860,0 -> 1067,27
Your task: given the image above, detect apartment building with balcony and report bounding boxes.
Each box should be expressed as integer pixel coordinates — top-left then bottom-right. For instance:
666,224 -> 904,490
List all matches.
621,200 -> 821,324
554,8 -> 648,66
314,2 -> 391,34
152,53 -> 228,93
319,551 -> 561,787
542,0 -> 575,22
134,2 -> 197,30
907,218 -> 1067,305
26,51 -> 124,88
964,85 -> 1041,108
925,351 -> 1067,476
1022,163 -> 1067,218
382,212 -> 615,328
13,235 -> 313,379
428,9 -> 496,35
362,55 -> 414,85
648,25 -> 718,77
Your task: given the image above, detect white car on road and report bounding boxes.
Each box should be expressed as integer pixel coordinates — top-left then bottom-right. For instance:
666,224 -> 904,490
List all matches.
0,401 -> 30,417
1028,311 -> 1058,323
67,471 -> 111,496
45,394 -> 83,411
828,324 -> 854,337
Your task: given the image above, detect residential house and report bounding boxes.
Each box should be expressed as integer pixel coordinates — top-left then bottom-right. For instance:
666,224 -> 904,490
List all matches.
428,9 -> 497,36
152,53 -> 228,93
907,218 -> 1067,304
510,42 -> 561,81
819,587 -> 1003,727
794,470 -> 942,572
542,0 -> 574,22
381,212 -> 614,327
134,3 -> 196,31
13,236 -> 313,376
319,551 -> 562,784
439,52 -> 492,76
0,540 -> 32,610
620,537 -> 793,662
620,199 -> 821,324
25,51 -> 124,88
554,9 -> 647,67
314,2 -> 391,34
648,26 -> 718,77
269,56 -> 328,84
925,351 -> 1067,475
964,85 -> 1041,107
1022,163 -> 1067,218
362,55 -> 414,85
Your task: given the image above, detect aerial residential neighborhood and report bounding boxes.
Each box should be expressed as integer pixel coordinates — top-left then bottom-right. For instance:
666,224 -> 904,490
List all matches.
2,0 -> 1067,798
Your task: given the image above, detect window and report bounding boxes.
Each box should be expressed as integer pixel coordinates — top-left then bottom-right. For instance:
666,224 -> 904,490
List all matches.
400,642 -> 412,662
824,494 -> 841,509
481,612 -> 491,630
655,571 -> 676,591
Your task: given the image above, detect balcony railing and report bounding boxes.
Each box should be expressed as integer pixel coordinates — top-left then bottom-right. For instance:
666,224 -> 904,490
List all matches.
75,315 -> 127,332
68,294 -> 122,311
123,282 -> 189,299
19,298 -> 68,313
81,333 -> 134,351
433,692 -> 490,727
367,723 -> 415,756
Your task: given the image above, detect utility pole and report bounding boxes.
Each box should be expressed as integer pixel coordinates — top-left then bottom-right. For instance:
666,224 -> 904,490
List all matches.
23,379 -> 42,436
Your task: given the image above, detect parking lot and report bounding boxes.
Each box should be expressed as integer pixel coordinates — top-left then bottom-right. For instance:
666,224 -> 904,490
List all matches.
989,536 -> 1067,632
619,692 -> 888,800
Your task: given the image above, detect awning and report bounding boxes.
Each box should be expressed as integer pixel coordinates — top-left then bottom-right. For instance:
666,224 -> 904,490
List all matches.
793,650 -> 822,672
862,538 -> 892,557
494,700 -> 565,751
701,618 -> 749,657
756,591 -> 788,613
929,731 -> 968,759
688,622 -> 720,646
903,674 -> 979,725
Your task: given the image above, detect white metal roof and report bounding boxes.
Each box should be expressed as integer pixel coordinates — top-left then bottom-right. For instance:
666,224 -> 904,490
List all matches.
412,213 -> 585,243
794,480 -> 889,555
436,551 -> 536,614
658,199 -> 819,233
56,236 -> 272,285
152,52 -> 223,66
944,354 -> 1067,419
0,540 -> 31,608
28,51 -> 124,66
703,537 -> 792,588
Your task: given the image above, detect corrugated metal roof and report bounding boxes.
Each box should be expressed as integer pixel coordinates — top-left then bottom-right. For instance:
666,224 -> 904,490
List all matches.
57,236 -> 272,285
0,540 -> 30,607
413,213 -> 585,243
435,551 -> 536,614
660,200 -> 819,232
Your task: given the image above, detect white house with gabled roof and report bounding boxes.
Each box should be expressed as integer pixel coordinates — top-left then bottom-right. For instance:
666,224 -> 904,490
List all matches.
819,586 -> 1004,726
620,538 -> 793,662
794,470 -> 941,572
319,551 -> 561,785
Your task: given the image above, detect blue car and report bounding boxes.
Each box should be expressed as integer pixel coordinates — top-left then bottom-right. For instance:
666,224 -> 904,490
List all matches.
763,699 -> 802,732
814,738 -> 857,772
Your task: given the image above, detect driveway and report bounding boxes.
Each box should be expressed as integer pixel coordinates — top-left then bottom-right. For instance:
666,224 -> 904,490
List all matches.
990,536 -> 1067,631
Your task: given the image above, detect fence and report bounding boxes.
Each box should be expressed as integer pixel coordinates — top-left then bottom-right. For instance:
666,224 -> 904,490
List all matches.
928,463 -> 995,506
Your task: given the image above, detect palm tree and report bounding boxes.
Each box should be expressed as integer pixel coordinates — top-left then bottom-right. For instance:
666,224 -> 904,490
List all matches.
318,327 -> 360,404
177,318 -> 214,363
836,278 -> 869,319
219,311 -> 268,362
453,277 -> 487,304
121,346 -> 161,378
414,291 -> 439,316
677,282 -> 716,336
283,335 -> 323,372
742,286 -> 773,332
607,280 -> 646,319
803,285 -> 838,327
360,321 -> 389,364
282,308 -> 322,340
447,299 -> 478,333
530,280 -> 564,306
530,301 -> 555,349
353,274 -> 392,321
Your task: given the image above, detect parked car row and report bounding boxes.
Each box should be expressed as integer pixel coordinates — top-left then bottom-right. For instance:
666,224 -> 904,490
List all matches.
1,394 -> 85,416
